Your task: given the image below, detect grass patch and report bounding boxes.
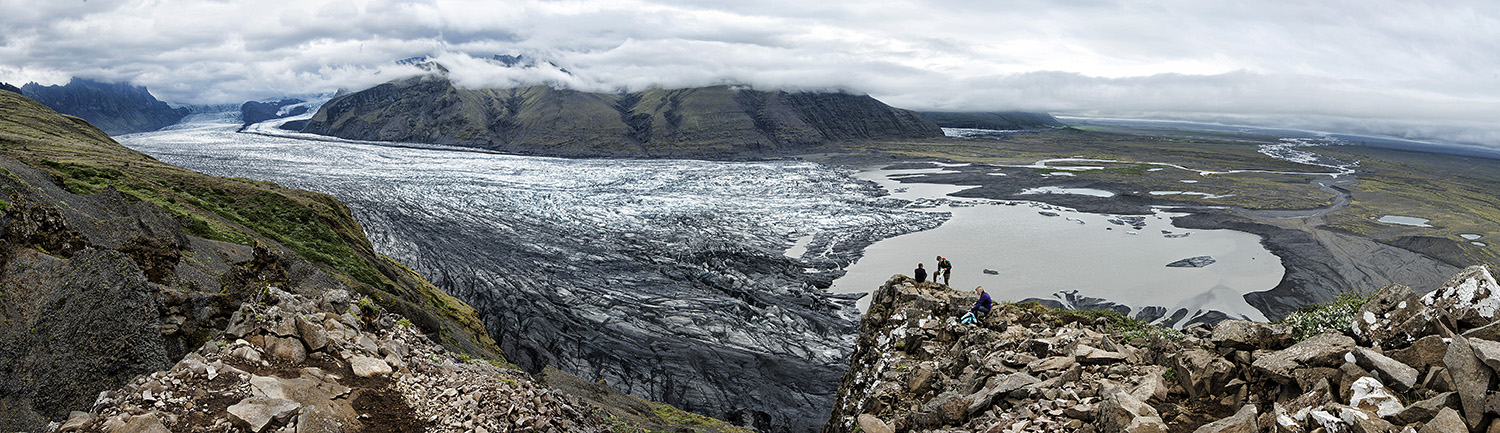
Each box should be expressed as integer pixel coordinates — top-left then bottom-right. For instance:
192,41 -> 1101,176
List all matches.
1106,163 -> 1154,176
1277,292 -> 1369,341
1007,302 -> 1183,342
651,403 -> 721,427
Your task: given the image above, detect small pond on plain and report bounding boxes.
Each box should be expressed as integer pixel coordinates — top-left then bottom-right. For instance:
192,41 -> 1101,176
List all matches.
1378,215 -> 1433,227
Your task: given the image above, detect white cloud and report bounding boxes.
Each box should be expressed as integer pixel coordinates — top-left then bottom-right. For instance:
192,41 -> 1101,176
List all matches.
1,0 -> 1497,147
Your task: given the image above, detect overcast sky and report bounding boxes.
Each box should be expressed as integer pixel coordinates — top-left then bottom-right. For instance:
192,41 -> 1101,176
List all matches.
2,0 -> 1497,145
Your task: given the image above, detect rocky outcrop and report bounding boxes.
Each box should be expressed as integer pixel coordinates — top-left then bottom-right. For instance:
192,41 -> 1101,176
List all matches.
45,286 -> 749,433
65,287 -> 601,433
20,79 -> 189,135
825,266 -> 1500,433
300,77 -> 943,159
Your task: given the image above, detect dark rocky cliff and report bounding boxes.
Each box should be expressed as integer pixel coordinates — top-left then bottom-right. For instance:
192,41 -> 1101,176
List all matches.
20,79 -> 190,135
301,77 -> 943,158
918,111 -> 1064,130
239,98 -> 307,127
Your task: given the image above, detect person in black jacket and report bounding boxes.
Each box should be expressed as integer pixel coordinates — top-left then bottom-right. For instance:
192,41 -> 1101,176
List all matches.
914,263 -> 928,283
936,256 -> 953,286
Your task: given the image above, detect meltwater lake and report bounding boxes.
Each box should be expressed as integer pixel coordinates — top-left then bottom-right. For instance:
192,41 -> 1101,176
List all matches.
830,167 -> 1284,322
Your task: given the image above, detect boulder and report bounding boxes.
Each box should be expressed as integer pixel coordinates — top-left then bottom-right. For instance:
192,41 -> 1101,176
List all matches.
1446,335 -> 1493,430
1192,404 -> 1257,433
349,356 -> 393,377
922,392 -> 971,425
248,375 -> 288,399
266,336 -> 307,364
1336,363 -> 1374,403
909,366 -> 937,394
227,397 -> 301,433
225,308 -> 255,338
1468,338 -> 1500,372
59,411 -> 92,432
296,316 -> 328,352
1351,283 -> 1423,348
1336,405 -> 1397,433
968,372 -> 1041,415
857,414 -> 894,433
1074,344 -> 1129,364
1418,407 -> 1467,433
1390,392 -> 1459,425
1029,355 -> 1077,373
269,315 -> 298,338
110,413 -> 171,433
1465,320 -> 1500,341
1211,320 -> 1294,351
1131,370 -> 1170,403
294,406 -> 345,433
1422,366 -> 1457,393
1350,348 -> 1418,391
1292,367 -> 1341,396
1095,389 -> 1168,433
1173,349 -> 1236,400
231,345 -> 263,365
1347,376 -> 1402,418
1389,335 -> 1450,371
1421,265 -> 1500,331
1252,333 -> 1355,385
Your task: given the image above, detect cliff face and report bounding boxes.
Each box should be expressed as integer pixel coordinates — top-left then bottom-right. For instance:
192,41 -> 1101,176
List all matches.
918,111 -> 1064,130
0,90 -> 500,430
240,98 -> 307,127
301,78 -> 943,158
826,268 -> 1500,433
20,79 -> 190,135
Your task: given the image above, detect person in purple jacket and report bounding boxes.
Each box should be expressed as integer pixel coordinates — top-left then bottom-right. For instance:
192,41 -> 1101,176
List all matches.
971,286 -> 992,314
962,286 -> 992,324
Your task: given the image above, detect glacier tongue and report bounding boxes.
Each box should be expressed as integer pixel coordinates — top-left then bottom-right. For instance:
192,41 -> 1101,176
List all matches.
119,111 -> 941,433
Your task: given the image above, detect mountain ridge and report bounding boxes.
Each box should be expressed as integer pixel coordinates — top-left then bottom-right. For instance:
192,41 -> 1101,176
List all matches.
300,77 -> 944,159
918,111 -> 1064,130
19,79 -> 190,135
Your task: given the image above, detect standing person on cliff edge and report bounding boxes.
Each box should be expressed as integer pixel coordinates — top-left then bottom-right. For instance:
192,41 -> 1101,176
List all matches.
914,263 -> 928,284
936,256 -> 952,286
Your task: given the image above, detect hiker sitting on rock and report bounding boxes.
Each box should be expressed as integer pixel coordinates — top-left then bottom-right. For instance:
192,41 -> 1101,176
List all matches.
914,263 -> 927,283
961,286 -> 992,324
